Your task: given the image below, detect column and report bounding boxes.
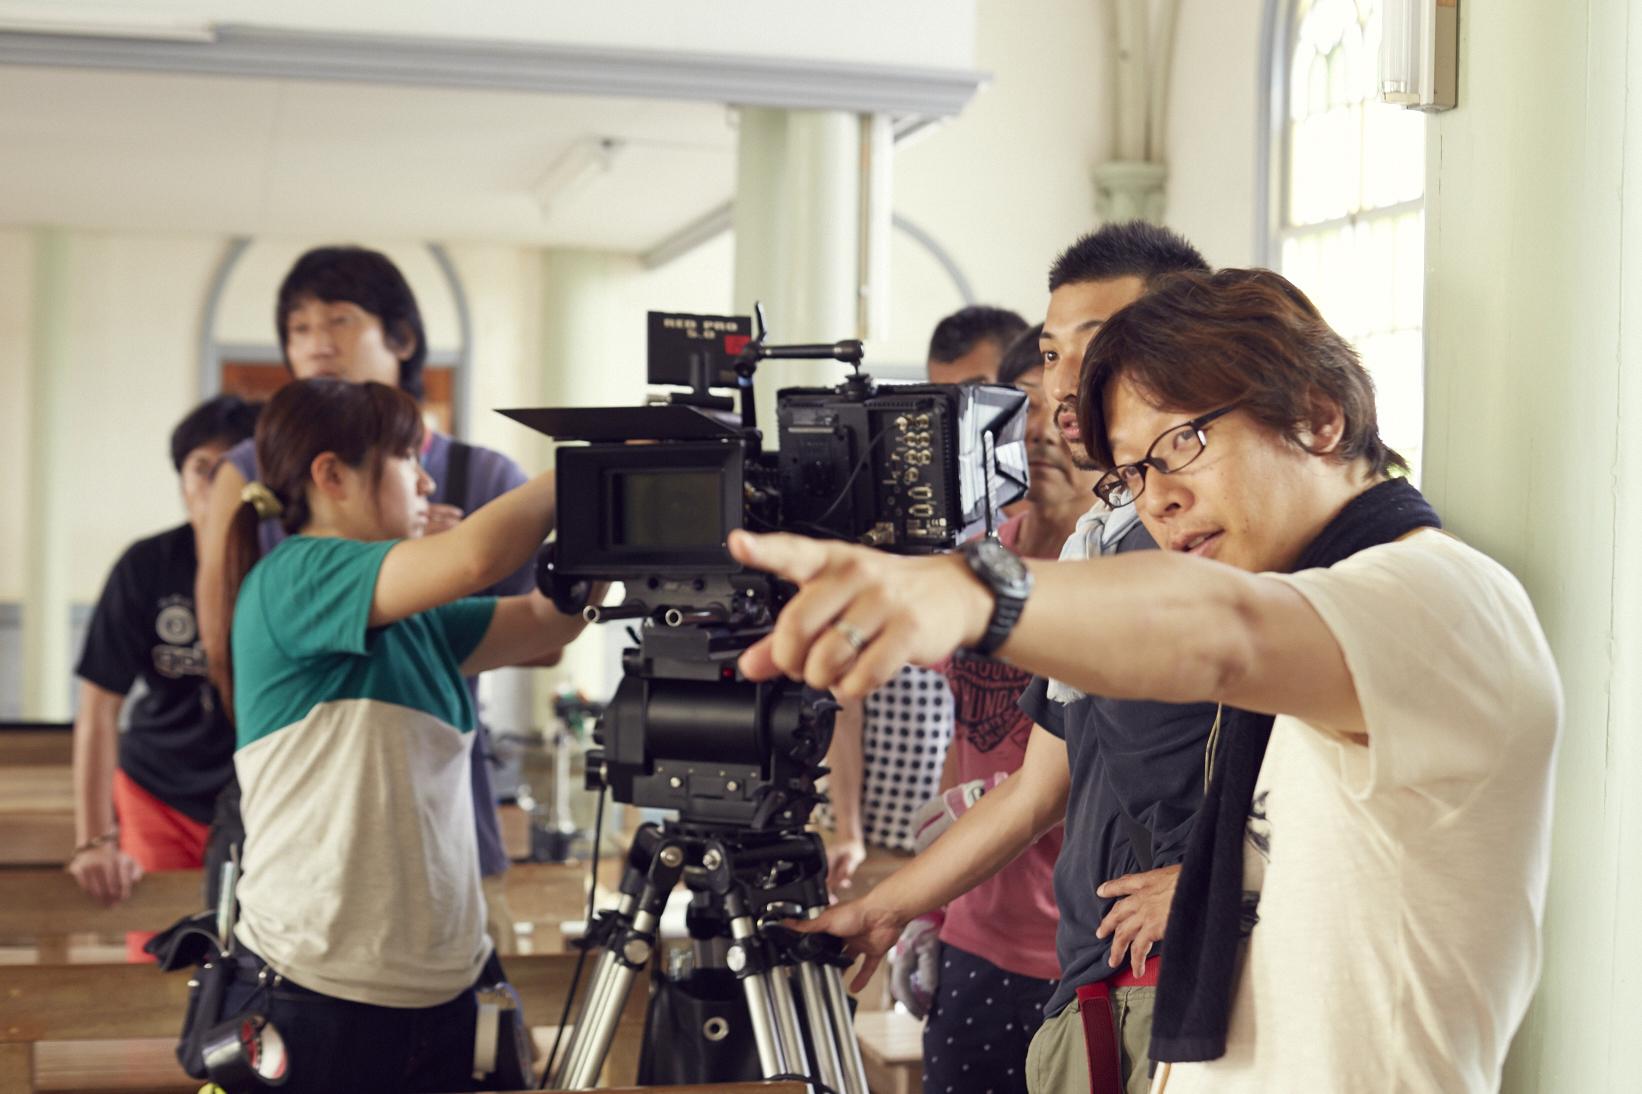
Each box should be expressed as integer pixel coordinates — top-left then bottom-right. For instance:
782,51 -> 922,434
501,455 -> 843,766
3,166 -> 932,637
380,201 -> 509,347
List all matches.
733,107 -> 867,435
521,249 -> 651,720
22,229 -> 72,720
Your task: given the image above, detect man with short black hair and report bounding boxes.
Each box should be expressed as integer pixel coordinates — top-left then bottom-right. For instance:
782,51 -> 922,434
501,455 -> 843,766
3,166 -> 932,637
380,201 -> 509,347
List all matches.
70,395 -> 259,955
926,303 -> 1029,385
825,222 -> 1218,1094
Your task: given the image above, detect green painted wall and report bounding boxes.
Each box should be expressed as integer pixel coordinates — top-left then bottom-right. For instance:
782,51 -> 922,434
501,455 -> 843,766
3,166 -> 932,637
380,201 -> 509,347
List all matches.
1424,1 -> 1642,1088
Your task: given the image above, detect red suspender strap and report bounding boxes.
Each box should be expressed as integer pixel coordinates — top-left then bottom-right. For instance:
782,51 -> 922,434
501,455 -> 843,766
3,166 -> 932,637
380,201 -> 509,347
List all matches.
1075,961 -> 1160,1094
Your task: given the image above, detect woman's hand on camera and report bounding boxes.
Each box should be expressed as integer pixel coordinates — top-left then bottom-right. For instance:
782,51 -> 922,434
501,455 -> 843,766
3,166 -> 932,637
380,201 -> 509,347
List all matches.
728,530 -> 991,699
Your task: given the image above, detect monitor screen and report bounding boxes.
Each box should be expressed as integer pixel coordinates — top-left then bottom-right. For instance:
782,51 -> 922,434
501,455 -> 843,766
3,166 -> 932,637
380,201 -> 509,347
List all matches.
609,469 -> 725,549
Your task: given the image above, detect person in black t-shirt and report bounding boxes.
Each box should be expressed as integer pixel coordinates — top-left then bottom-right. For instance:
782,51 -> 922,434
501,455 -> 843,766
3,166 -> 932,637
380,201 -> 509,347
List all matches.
69,396 -> 259,953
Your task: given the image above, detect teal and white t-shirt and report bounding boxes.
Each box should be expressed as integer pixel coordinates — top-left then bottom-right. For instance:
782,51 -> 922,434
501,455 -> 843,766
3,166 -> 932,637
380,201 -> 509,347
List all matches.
231,535 -> 498,1008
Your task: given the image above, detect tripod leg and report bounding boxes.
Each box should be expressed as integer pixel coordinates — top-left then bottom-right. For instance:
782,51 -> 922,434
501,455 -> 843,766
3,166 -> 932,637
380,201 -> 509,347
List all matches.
796,961 -> 846,1094
727,902 -> 793,1076
553,948 -> 631,1088
817,962 -> 870,1094
551,882 -> 665,1090
764,962 -> 810,1078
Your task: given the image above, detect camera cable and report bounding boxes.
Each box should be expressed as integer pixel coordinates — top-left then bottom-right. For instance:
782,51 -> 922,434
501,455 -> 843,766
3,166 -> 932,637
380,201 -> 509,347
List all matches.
784,423 -> 897,540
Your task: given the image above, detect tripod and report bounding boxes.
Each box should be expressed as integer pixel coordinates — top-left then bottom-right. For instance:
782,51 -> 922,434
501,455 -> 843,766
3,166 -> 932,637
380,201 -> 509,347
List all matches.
547,821 -> 869,1094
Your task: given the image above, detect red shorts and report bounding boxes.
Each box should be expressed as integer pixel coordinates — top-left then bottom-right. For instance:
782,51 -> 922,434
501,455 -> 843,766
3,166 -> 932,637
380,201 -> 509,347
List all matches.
113,769 -> 209,962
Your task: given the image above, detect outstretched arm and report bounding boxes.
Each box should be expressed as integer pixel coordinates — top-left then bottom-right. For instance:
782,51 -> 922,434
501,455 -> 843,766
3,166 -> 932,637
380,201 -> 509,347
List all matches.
370,473 -> 557,628
459,589 -> 599,676
729,530 -> 1362,740
794,725 -> 1069,990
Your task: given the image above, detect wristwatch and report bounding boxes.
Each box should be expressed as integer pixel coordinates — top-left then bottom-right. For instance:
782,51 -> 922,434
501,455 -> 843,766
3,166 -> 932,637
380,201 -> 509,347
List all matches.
957,537 -> 1034,655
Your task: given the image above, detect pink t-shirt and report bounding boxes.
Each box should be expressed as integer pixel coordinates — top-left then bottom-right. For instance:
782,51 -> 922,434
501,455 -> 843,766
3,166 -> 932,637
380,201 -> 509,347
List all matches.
936,513 -> 1063,981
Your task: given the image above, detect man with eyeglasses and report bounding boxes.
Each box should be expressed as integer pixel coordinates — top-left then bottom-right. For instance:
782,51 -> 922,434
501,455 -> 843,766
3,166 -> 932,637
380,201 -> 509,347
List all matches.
738,267 -> 1561,1094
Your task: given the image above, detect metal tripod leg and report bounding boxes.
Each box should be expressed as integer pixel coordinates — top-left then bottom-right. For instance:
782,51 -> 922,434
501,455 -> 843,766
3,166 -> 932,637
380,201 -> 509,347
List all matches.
727,899 -> 792,1077
795,960 -> 846,1094
550,893 -> 643,1089
763,959 -> 809,1078
816,961 -> 870,1094
551,837 -> 681,1090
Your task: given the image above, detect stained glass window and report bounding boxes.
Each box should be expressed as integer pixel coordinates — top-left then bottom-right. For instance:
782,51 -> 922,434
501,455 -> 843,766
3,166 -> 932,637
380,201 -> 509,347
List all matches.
1277,0 -> 1426,477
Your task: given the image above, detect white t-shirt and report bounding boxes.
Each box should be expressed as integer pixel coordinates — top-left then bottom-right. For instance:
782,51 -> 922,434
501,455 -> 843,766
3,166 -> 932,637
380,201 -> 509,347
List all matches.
1167,530 -> 1561,1094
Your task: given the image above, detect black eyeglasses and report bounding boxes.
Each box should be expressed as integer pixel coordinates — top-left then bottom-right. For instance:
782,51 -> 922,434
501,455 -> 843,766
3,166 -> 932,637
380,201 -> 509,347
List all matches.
1093,405 -> 1238,508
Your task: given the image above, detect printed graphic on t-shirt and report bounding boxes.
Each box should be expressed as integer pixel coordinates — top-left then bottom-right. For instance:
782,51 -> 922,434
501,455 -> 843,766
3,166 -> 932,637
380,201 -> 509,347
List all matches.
1239,788 -> 1271,937
151,596 -> 207,679
944,652 -> 1032,753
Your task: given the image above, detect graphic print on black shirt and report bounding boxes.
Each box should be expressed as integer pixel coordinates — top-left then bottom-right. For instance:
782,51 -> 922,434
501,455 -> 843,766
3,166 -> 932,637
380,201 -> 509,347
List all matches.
944,651 -> 1034,753
76,524 -> 234,823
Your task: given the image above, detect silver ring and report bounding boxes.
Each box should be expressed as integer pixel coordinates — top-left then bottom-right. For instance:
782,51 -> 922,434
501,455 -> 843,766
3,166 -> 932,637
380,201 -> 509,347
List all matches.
832,619 -> 869,653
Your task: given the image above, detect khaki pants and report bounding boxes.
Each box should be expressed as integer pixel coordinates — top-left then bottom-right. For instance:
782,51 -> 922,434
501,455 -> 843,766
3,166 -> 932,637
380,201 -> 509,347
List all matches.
1025,985 -> 1156,1094
482,871 -> 518,956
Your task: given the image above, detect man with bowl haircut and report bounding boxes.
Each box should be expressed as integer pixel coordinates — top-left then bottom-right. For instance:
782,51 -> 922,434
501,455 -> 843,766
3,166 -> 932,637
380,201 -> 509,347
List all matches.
736,268 -> 1560,1094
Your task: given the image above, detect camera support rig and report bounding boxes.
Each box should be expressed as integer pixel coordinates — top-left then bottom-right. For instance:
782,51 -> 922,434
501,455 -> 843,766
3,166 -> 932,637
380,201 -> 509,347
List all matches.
549,822 -> 867,1094
498,310 -> 1027,1091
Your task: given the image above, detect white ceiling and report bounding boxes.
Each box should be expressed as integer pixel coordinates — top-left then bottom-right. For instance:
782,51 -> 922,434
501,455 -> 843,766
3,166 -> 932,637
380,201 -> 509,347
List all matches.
0,64 -> 740,249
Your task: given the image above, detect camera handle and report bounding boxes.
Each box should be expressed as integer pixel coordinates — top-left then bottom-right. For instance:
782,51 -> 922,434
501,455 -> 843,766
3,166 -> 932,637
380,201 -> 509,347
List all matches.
728,301 -> 869,441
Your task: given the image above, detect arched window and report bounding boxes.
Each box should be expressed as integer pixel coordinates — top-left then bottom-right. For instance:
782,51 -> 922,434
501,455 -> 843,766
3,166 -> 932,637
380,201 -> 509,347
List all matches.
1273,0 -> 1426,476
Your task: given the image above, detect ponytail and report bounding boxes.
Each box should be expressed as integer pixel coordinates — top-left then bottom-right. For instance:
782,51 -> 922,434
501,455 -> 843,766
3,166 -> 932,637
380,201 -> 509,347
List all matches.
211,494 -> 270,719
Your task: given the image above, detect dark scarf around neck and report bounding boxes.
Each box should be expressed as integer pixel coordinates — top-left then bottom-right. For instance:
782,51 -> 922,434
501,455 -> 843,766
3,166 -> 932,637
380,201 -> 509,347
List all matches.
1149,477 -> 1442,1063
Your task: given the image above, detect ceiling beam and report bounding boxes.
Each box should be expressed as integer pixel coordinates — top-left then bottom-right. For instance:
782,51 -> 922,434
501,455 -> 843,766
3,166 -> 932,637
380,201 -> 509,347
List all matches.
0,24 -> 987,118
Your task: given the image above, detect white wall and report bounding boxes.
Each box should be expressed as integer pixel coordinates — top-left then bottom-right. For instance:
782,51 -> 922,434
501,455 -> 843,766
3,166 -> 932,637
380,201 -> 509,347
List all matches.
1165,0 -> 1267,267
881,0 -> 1114,352
1422,2 -> 1642,1089
0,0 -> 1273,716
0,229 -> 228,714
24,231 -> 226,599
872,0 -> 1269,374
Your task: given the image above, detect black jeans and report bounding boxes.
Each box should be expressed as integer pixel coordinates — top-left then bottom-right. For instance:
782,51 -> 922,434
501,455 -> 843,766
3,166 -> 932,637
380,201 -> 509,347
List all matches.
219,953 -> 479,1094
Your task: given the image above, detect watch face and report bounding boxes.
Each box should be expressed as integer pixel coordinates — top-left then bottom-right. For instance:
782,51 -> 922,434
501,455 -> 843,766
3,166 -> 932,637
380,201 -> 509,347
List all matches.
972,538 -> 1030,588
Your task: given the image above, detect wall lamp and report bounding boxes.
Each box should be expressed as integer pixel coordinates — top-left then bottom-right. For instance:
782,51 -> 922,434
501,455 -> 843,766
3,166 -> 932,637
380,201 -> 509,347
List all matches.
1379,0 -> 1458,112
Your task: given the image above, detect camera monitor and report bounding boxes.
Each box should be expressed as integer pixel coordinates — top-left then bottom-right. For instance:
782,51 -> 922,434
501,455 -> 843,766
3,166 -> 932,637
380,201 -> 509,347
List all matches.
553,440 -> 744,576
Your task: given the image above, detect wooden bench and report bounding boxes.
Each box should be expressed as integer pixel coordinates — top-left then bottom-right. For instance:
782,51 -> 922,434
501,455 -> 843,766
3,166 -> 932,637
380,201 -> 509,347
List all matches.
0,861 -> 600,964
0,763 -> 75,869
0,726 -> 75,869
0,723 -> 551,869
854,1010 -> 925,1094
0,951 -> 646,1093
0,727 -> 73,767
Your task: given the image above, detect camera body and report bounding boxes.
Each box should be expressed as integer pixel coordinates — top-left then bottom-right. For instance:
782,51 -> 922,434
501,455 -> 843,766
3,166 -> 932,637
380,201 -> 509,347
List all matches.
504,311 -> 1027,829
